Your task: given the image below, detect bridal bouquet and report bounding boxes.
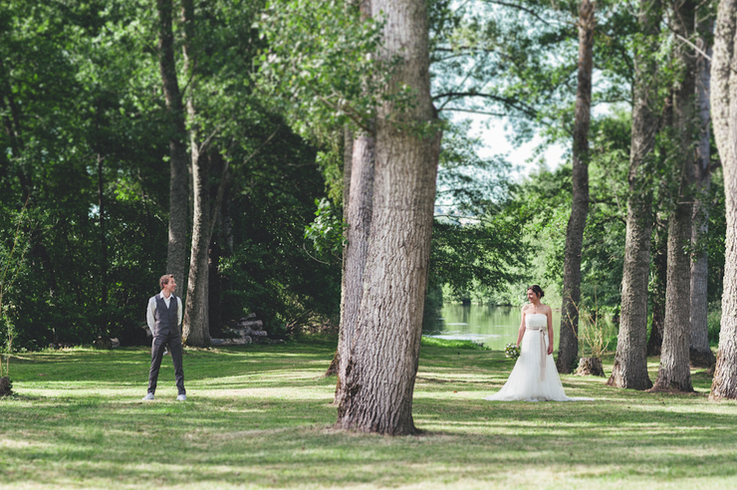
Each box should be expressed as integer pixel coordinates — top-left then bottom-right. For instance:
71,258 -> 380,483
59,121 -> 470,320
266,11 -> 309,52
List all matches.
504,343 -> 520,359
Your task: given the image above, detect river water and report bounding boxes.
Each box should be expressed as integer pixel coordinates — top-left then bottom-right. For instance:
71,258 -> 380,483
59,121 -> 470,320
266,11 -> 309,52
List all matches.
424,304 -> 562,351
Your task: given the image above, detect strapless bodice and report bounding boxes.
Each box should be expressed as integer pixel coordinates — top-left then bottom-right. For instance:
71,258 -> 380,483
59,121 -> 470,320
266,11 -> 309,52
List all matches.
525,313 -> 547,330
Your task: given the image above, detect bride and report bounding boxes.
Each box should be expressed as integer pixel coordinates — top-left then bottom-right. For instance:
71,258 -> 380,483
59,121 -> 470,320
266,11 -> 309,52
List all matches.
485,285 -> 592,402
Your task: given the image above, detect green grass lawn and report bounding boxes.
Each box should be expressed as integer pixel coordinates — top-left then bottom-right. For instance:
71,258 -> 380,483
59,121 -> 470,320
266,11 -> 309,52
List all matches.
0,336 -> 733,489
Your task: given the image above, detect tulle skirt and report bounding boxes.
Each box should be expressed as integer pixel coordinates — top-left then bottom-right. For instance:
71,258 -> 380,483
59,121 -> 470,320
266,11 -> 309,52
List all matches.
485,330 -> 592,402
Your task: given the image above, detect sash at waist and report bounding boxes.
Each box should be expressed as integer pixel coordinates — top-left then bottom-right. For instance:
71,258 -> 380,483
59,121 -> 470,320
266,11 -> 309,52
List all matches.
525,325 -> 546,331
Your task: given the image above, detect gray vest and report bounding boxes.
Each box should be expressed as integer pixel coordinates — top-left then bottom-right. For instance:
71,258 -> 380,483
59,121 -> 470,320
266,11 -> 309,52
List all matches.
153,294 -> 179,337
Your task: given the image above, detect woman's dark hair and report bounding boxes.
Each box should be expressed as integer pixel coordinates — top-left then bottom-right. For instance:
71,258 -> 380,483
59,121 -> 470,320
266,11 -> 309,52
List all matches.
527,285 -> 544,298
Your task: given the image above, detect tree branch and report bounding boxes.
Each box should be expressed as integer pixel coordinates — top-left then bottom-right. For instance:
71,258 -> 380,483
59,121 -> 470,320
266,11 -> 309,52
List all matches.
432,91 -> 539,119
305,83 -> 373,133
482,0 -> 552,26
439,107 -> 508,117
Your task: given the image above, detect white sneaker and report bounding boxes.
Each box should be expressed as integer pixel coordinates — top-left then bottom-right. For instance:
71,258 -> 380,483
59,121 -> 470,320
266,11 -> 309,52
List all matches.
176,394 -> 186,401
142,393 -> 155,401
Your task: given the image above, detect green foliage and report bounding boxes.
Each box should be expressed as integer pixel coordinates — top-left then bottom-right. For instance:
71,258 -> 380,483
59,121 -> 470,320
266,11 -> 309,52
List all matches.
0,0 -> 342,348
423,283 -> 444,330
449,106 -> 630,311
435,120 -> 513,215
304,198 -> 346,260
431,213 -> 528,303
707,301 -> 721,347
218,132 -> 341,334
576,301 -> 619,358
578,110 -> 631,309
0,202 -> 31,377
703,168 -> 726,304
257,0 -> 387,137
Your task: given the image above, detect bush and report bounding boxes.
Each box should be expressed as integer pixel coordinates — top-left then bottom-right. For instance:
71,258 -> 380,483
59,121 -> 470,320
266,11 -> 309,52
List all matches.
708,301 -> 721,347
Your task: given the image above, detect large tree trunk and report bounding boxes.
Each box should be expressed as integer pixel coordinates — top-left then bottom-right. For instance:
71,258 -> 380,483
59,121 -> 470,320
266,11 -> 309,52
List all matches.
689,17 -> 716,369
608,0 -> 660,390
557,0 -> 595,374
652,0 -> 697,393
336,0 -> 440,435
709,0 -> 737,401
156,0 -> 190,287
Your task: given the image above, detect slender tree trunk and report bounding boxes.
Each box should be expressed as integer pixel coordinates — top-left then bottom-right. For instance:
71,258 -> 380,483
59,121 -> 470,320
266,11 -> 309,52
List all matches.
97,153 -> 108,308
183,146 -> 212,346
221,188 -> 234,256
329,0 -> 375,385
557,0 -> 595,374
336,0 -> 441,435
333,128 -> 375,398
647,217 -> 667,356
608,0 -> 660,390
209,242 -> 222,337
325,128 -> 355,379
180,0 -> 211,347
156,0 -> 190,287
184,148 -> 234,347
709,0 -> 737,401
689,17 -> 716,368
652,0 -> 697,393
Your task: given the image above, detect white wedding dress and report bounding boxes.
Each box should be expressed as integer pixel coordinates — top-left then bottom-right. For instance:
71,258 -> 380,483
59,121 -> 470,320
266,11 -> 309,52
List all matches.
485,313 -> 592,402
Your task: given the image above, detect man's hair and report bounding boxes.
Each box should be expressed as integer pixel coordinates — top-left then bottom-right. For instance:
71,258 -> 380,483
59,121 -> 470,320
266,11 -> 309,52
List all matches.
159,274 -> 175,289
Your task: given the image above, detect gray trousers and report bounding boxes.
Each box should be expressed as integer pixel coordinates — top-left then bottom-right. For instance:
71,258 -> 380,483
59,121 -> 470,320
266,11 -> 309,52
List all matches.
148,332 -> 185,395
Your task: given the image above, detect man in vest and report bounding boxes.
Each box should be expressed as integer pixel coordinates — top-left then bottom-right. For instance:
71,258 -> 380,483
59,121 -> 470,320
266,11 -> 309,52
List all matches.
142,274 -> 186,401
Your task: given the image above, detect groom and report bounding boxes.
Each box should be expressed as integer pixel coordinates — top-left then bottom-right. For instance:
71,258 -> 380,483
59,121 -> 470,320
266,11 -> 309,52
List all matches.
142,274 -> 187,401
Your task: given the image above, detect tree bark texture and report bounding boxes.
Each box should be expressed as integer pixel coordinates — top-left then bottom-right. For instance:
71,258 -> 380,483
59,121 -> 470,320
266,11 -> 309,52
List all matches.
557,0 -> 595,374
336,0 -> 440,435
183,146 -> 212,347
689,17 -> 716,368
652,0 -> 697,392
156,0 -> 190,288
334,129 -> 375,401
710,0 -> 737,400
608,0 -> 660,390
